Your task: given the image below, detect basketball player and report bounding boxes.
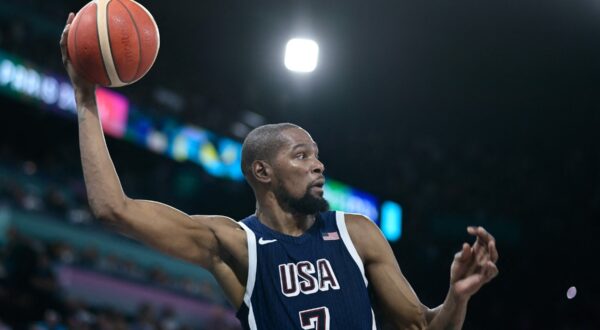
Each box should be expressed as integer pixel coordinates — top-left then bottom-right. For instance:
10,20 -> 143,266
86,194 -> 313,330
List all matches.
60,13 -> 498,329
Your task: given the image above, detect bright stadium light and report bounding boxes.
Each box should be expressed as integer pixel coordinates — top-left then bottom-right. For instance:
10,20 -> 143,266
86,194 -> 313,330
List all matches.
284,38 -> 319,73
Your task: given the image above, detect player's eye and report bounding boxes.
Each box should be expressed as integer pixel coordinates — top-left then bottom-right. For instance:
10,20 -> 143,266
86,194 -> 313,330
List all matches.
296,152 -> 306,159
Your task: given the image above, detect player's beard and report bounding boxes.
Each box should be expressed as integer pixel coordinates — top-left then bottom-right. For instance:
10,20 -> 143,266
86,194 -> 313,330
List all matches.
273,180 -> 329,215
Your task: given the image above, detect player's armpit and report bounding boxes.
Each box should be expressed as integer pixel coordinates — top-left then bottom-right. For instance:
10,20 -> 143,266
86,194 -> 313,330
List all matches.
107,197 -> 237,270
345,214 -> 428,329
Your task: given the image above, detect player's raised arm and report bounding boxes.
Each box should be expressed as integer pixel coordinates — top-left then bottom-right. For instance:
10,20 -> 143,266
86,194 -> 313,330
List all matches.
59,13 -> 236,270
345,214 -> 499,330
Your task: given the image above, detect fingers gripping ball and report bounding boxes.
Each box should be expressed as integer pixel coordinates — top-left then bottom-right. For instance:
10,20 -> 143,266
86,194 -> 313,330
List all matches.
67,0 -> 160,87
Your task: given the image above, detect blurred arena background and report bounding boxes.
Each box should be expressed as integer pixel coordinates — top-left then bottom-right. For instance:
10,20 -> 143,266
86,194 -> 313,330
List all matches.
1,0 -> 600,329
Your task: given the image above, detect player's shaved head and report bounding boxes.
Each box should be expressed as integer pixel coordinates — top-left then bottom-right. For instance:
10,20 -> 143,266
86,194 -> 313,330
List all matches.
241,123 -> 301,183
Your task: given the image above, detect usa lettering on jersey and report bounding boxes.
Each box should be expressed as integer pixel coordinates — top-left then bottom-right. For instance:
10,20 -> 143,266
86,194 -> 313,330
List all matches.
278,259 -> 340,297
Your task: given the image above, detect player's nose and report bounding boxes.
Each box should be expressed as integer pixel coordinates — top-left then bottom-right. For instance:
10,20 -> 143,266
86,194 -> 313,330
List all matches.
312,158 -> 325,174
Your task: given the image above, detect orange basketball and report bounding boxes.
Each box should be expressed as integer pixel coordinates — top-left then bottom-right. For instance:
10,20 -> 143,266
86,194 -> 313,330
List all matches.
67,0 -> 160,87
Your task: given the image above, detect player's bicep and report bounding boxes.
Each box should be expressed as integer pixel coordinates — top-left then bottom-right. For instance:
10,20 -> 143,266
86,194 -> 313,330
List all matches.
368,259 -> 427,329
110,198 -> 221,268
346,214 -> 427,329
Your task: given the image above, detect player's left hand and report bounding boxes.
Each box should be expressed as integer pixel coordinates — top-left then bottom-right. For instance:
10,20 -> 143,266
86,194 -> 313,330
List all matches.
449,226 -> 499,300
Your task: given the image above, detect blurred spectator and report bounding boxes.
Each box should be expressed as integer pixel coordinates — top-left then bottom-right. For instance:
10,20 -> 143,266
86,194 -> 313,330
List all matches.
32,309 -> 66,330
43,187 -> 68,217
131,303 -> 156,330
158,306 -> 179,330
30,253 -> 61,317
78,247 -> 99,268
1,228 -> 42,326
203,306 -> 239,330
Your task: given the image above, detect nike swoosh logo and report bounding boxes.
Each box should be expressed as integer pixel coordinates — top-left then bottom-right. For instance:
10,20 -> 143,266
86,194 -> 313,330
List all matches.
258,237 -> 278,245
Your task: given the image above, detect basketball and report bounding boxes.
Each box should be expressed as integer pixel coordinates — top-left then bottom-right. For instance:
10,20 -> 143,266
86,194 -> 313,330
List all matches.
67,0 -> 160,87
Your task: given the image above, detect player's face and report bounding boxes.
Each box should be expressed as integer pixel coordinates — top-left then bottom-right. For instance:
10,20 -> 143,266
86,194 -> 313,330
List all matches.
271,128 -> 329,214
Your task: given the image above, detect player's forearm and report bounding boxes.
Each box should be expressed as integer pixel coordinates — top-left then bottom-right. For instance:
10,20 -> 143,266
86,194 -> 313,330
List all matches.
76,87 -> 127,220
426,288 -> 469,330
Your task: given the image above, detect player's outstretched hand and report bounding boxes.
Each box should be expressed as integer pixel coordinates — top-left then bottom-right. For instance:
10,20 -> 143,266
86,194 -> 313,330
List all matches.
60,12 -> 96,96
449,226 -> 499,300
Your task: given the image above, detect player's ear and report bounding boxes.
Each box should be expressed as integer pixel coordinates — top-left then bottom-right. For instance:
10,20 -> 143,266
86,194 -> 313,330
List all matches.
252,160 -> 272,184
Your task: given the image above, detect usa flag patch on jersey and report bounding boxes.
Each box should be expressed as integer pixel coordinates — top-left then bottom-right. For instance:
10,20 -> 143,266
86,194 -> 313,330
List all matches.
321,231 -> 340,241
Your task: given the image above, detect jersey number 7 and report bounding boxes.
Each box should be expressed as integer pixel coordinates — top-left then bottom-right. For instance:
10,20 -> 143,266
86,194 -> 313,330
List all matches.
299,306 -> 330,330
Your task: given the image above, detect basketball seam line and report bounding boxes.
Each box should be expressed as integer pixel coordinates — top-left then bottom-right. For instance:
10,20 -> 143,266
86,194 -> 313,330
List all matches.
117,0 -> 143,81
98,0 -> 126,87
103,0 -> 118,85
96,0 -> 113,86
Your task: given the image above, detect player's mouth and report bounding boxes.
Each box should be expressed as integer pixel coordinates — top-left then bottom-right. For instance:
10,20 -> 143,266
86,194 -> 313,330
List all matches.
310,178 -> 325,192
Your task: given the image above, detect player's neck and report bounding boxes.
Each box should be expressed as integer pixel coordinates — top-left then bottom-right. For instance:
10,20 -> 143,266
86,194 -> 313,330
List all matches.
255,203 -> 316,237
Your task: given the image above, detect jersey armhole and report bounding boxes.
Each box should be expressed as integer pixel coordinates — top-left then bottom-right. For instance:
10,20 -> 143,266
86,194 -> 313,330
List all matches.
336,212 -> 379,330
238,222 -> 258,330
335,211 -> 368,286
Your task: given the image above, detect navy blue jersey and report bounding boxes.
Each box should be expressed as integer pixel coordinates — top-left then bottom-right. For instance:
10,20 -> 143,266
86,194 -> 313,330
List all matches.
236,211 -> 377,330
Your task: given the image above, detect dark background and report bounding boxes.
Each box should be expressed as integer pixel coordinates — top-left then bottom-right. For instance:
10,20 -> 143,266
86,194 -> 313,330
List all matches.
1,0 -> 600,329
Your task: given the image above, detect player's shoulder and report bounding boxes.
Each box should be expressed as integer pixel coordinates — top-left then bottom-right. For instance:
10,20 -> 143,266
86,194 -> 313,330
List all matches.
342,212 -> 380,232
340,212 -> 385,245
340,212 -> 389,265
336,213 -> 383,264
